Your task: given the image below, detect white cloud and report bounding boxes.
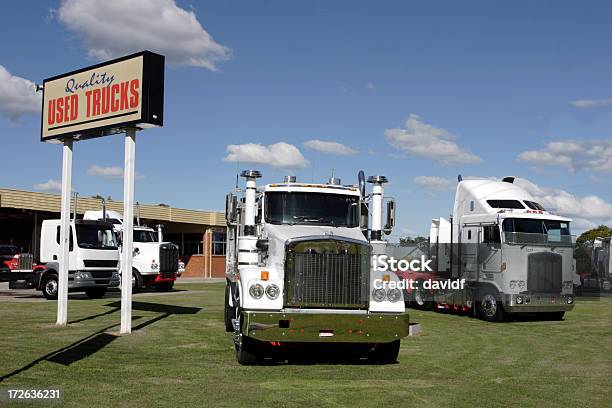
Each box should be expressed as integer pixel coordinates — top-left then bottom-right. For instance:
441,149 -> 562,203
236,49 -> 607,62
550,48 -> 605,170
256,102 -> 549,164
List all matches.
514,178 -> 612,229
33,179 -> 62,193
303,140 -> 357,155
570,99 -> 612,108
57,0 -> 231,70
365,82 -> 376,91
385,114 -> 481,165
0,65 -> 41,121
223,142 -> 309,169
87,165 -> 123,178
518,140 -> 612,174
413,176 -> 454,191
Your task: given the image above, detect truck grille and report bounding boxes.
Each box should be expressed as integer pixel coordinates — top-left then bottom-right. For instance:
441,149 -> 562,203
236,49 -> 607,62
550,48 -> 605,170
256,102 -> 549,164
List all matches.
83,260 -> 118,268
284,239 -> 369,309
527,252 -> 562,293
159,243 -> 179,273
18,253 -> 34,270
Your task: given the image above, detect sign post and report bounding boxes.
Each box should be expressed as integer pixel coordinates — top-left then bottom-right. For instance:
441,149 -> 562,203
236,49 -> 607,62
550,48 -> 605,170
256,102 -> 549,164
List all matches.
40,51 -> 164,329
56,138 -> 73,326
120,128 -> 136,333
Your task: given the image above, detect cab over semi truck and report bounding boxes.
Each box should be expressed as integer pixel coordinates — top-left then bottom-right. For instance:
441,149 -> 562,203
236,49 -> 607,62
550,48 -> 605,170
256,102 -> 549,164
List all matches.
84,210 -> 180,292
38,219 -> 120,299
428,176 -> 575,322
224,170 -> 411,365
0,244 -> 38,288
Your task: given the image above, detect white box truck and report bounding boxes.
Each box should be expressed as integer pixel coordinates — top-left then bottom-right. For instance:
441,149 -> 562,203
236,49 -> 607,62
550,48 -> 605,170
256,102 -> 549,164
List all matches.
224,170 -> 410,365
38,219 -> 120,299
429,176 -> 575,322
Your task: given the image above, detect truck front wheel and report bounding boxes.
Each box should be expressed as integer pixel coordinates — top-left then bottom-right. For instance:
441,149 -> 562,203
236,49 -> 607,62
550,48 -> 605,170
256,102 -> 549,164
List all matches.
132,270 -> 142,293
478,290 -> 505,322
85,288 -> 107,299
368,340 -> 400,364
41,274 -> 59,300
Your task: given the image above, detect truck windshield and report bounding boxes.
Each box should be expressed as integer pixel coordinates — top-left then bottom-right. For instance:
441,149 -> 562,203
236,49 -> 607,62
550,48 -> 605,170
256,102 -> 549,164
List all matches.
265,192 -> 359,227
502,218 -> 572,246
134,230 -> 158,242
76,225 -> 118,249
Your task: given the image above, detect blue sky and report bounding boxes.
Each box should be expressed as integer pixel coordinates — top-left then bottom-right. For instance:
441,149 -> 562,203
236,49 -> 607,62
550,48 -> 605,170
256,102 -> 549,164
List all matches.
1,0 -> 611,237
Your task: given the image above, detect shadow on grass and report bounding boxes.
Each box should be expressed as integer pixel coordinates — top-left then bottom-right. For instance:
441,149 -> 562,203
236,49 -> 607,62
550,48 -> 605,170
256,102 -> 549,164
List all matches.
0,301 -> 201,383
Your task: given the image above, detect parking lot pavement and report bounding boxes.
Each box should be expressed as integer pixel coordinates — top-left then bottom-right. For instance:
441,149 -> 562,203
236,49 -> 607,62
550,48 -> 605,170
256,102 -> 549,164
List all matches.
0,282 -> 207,302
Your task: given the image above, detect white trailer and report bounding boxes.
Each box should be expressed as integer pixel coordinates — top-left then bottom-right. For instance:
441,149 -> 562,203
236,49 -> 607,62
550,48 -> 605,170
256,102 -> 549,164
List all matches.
38,219 -> 120,299
84,210 -> 181,292
429,176 -> 575,322
224,171 -> 410,364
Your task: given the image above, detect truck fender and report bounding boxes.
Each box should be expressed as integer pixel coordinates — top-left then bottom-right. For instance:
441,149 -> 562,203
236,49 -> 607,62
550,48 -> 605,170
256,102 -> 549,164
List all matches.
37,263 -> 59,290
471,282 -> 503,304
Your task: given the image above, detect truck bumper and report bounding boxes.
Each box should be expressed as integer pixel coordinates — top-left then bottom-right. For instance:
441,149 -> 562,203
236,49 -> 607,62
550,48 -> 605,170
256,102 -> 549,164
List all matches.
241,310 -> 410,343
503,293 -> 575,313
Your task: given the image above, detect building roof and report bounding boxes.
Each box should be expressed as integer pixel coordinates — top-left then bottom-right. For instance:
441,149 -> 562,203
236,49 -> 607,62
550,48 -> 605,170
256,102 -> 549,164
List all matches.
0,188 -> 225,226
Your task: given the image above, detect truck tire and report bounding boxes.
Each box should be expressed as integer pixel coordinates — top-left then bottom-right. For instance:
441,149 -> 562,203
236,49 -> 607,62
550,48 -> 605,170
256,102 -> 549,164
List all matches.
368,340 -> 400,364
235,336 -> 259,365
412,280 -> 434,310
155,281 -> 174,292
132,270 -> 142,293
477,289 -> 505,322
41,274 -> 59,300
85,288 -> 107,299
224,284 -> 235,332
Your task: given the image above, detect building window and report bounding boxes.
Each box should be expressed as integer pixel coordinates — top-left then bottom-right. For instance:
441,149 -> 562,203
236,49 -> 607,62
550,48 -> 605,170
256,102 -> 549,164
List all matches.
212,231 -> 226,255
183,233 -> 203,255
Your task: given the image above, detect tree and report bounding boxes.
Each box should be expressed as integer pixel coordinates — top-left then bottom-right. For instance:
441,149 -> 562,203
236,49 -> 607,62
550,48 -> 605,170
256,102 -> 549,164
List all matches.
399,236 -> 428,247
576,225 -> 612,246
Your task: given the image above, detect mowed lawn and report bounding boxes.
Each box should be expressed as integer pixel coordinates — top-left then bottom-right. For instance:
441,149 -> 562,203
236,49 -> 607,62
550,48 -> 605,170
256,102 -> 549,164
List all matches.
1,282 -> 611,408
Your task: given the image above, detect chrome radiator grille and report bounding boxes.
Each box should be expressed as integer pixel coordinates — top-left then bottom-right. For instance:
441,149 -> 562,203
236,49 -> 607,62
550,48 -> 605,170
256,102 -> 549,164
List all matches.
159,243 -> 179,273
284,239 -> 369,309
527,252 -> 562,293
18,253 -> 34,271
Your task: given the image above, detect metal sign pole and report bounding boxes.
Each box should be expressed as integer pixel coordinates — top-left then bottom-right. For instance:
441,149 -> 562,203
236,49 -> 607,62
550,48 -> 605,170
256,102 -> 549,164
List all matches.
120,128 -> 136,334
56,138 -> 73,326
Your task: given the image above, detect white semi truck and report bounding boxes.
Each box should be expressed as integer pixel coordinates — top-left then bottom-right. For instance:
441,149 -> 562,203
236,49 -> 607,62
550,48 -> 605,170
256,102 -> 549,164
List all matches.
84,210 -> 180,292
428,176 -> 575,322
224,170 -> 410,365
38,219 -> 120,299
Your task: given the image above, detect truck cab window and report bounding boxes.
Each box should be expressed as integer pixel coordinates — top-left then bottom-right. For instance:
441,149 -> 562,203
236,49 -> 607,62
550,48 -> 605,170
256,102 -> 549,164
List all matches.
55,226 -> 74,251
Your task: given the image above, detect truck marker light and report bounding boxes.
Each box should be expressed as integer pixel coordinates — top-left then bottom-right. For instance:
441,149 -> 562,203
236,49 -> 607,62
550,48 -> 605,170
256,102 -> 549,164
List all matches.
382,274 -> 390,282
501,262 -> 507,272
261,271 -> 269,281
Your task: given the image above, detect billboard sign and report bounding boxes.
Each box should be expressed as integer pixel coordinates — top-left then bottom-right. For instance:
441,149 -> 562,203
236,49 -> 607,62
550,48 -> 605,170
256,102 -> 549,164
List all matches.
41,51 -> 164,142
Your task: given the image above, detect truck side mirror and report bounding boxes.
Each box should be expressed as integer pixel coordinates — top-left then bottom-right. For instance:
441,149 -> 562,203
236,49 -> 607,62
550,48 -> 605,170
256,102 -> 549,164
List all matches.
226,193 -> 237,224
384,200 -> 395,235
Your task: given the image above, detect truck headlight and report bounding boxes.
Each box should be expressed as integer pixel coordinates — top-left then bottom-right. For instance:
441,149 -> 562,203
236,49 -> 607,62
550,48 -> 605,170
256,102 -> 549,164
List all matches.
509,280 -> 516,289
372,288 -> 386,302
518,280 -> 526,289
75,271 -> 92,280
111,272 -> 119,280
566,296 -> 574,304
387,288 -> 402,303
178,261 -> 185,272
516,296 -> 523,305
265,284 -> 280,299
249,283 -> 264,299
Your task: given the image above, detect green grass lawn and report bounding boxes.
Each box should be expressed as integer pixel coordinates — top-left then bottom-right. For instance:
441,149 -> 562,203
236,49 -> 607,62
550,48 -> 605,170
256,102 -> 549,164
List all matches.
1,283 -> 611,407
